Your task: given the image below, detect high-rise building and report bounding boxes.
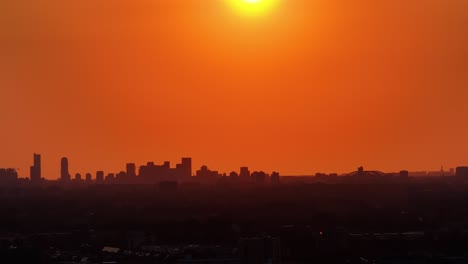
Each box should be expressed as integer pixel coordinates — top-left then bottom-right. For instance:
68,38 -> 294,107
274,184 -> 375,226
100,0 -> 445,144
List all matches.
230,171 -> 239,180
96,171 -> 104,183
85,173 -> 92,182
116,171 -> 127,181
75,173 -> 82,181
181,158 -> 192,178
30,153 -> 41,183
240,167 -> 251,182
139,161 -> 170,183
61,157 -> 70,181
34,153 -> 41,175
126,163 -> 137,178
176,158 -> 192,180
105,173 -> 115,182
196,165 -> 219,184
139,158 -> 192,183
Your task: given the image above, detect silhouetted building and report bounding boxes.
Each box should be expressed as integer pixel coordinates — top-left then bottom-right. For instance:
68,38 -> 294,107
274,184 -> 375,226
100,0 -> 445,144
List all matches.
126,163 -> 136,178
75,173 -> 82,181
456,167 -> 468,178
271,172 -> 280,185
30,153 -> 41,183
0,168 -> 18,185
178,157 -> 192,179
105,173 -> 115,182
240,167 -> 251,182
61,157 -> 70,182
96,171 -> 104,183
240,237 -> 281,264
116,171 -> 127,182
400,170 -> 409,178
252,171 -> 268,184
139,158 -> 192,183
397,170 -> 410,183
196,165 -> 220,184
230,171 -> 239,180
85,173 -> 92,182
139,161 -> 171,183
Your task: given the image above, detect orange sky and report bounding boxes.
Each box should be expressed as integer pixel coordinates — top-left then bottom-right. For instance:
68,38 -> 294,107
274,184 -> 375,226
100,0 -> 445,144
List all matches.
1,0 -> 468,178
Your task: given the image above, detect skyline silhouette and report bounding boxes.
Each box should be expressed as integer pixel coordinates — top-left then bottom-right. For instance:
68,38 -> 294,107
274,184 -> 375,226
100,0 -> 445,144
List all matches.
2,153 -> 468,184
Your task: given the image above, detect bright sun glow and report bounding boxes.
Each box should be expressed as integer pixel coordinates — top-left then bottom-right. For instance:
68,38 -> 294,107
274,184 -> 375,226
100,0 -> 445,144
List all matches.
227,0 -> 280,16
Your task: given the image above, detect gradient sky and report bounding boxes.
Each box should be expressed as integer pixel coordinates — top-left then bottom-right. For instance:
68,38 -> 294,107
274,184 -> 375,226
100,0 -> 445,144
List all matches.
1,0 -> 468,178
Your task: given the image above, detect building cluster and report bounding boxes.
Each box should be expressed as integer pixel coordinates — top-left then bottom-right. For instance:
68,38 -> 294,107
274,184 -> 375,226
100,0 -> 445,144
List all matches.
3,153 -> 468,187
0,154 -> 280,187
58,157 -> 194,185
196,165 -> 281,185
56,155 -> 283,186
138,158 -> 192,183
0,168 -> 18,185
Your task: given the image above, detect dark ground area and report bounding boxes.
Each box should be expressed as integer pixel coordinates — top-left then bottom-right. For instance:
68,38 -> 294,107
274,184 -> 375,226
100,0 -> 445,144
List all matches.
2,182 -> 468,263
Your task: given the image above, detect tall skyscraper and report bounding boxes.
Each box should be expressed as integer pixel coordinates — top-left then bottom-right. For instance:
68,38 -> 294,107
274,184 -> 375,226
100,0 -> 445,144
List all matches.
61,157 -> 70,181
96,171 -> 104,183
126,163 -> 136,178
240,167 -> 251,182
181,158 -> 192,178
30,153 -> 41,183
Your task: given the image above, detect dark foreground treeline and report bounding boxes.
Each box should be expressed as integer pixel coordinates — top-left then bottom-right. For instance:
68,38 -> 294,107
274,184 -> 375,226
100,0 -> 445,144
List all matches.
2,183 -> 468,263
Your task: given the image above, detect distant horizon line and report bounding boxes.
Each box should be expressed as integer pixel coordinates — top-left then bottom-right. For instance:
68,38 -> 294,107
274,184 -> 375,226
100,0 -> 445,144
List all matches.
2,153 -> 467,180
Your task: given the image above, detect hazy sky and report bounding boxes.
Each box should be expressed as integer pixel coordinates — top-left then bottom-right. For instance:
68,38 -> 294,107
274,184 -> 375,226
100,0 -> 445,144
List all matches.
1,0 -> 468,178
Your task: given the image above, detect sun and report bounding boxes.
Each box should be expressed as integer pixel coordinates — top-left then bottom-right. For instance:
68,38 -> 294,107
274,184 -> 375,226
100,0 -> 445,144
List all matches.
226,0 -> 280,17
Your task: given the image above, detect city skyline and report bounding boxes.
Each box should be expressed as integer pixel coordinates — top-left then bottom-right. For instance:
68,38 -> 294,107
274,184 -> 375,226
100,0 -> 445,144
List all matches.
2,152 -> 467,180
